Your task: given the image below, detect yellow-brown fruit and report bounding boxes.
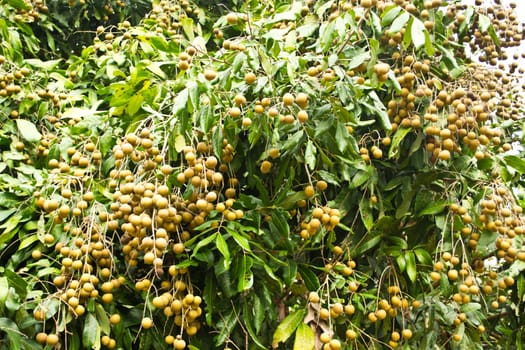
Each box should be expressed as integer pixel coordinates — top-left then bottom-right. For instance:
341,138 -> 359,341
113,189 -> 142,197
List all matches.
316,180 -> 328,191
110,314 -> 121,324
282,93 -> 294,106
244,72 -> 257,84
374,62 -> 390,75
228,107 -> 241,118
402,329 -> 413,340
36,332 -> 47,344
360,0 -> 373,8
173,338 -> 186,350
260,160 -> 272,174
346,329 -> 358,340
297,110 -> 308,123
304,185 -> 315,198
269,147 -> 280,159
296,92 -> 309,107
204,69 -> 217,81
234,94 -> 247,106
226,12 -> 238,25
141,317 -> 154,329
319,332 -> 332,343
178,60 -> 190,71
391,331 -> 401,341
242,117 -> 252,128
46,334 -> 60,346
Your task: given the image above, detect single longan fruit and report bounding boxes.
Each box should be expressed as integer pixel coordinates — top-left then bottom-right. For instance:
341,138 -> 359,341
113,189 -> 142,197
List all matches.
260,160 -> 272,174
226,13 -> 238,25
282,93 -> 294,106
304,185 -> 315,197
141,317 -> 154,329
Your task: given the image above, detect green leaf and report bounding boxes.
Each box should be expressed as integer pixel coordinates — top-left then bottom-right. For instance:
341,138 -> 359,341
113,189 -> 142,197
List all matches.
460,303 -> 482,313
0,317 -> 19,335
6,0 -> 31,9
405,251 -> 417,283
305,140 -> 317,170
216,233 -> 231,270
15,119 -> 41,142
347,50 -> 370,70
0,277 -> 8,303
414,248 -> 432,266
242,299 -> 266,349
293,322 -> 315,350
174,134 -> 186,153
504,155 -> 525,174
95,303 -> 110,335
410,17 -> 427,49
390,11 -> 409,33
127,93 -> 144,116
272,308 -> 306,346
173,88 -> 189,117
397,254 -> 406,272
418,200 -> 449,216
181,17 -> 194,41
228,229 -> 251,252
352,232 -> 382,256
191,233 -> 218,258
478,14 -> 491,32
83,313 -> 101,349
237,255 -> 253,292
298,264 -> 320,291
381,6 -> 402,26
4,269 -> 27,300
0,209 -> 16,223
359,197 -> 373,231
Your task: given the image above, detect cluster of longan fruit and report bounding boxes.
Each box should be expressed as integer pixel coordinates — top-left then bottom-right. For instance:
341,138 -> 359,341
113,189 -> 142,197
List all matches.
11,0 -> 47,22
298,204 -> 340,239
386,54 -> 432,132
477,187 -> 525,262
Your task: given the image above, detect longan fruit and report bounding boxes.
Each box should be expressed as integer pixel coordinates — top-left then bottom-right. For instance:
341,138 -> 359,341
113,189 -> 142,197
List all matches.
141,317 -> 154,329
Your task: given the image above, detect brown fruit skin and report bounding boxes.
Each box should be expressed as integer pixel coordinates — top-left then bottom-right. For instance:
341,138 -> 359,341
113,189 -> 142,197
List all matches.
204,69 -> 217,81
226,13 -> 238,25
244,72 -> 257,84
260,160 -> 272,174
36,332 -> 47,344
46,334 -> 60,346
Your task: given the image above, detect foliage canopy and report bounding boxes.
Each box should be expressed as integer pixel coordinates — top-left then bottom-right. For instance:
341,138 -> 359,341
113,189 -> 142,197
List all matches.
0,0 -> 525,349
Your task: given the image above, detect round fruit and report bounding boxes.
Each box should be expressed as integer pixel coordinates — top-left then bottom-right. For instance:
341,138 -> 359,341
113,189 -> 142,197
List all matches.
260,160 -> 272,174
32,249 -> 42,259
173,338 -> 186,350
204,69 -> 217,81
296,92 -> 308,107
402,329 -> 413,340
308,291 -> 320,303
269,148 -> 280,159
110,314 -> 121,324
141,317 -> 154,329
36,332 -> 47,344
346,329 -> 358,340
226,13 -> 238,25
297,110 -> 308,123
46,334 -> 59,346
282,93 -> 294,106
304,185 -> 315,197
244,72 -> 257,84
229,107 -> 241,118
320,332 -> 332,343
316,180 -> 328,191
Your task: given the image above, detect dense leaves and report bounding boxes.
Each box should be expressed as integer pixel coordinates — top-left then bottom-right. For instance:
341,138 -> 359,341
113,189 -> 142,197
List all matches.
1,0 -> 525,349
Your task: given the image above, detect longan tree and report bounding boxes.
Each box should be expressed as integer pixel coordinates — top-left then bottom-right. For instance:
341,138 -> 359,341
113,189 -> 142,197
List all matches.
0,0 -> 524,349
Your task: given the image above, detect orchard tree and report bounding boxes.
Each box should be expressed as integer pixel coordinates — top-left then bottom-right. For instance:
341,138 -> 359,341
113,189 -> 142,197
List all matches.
0,0 -> 524,349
